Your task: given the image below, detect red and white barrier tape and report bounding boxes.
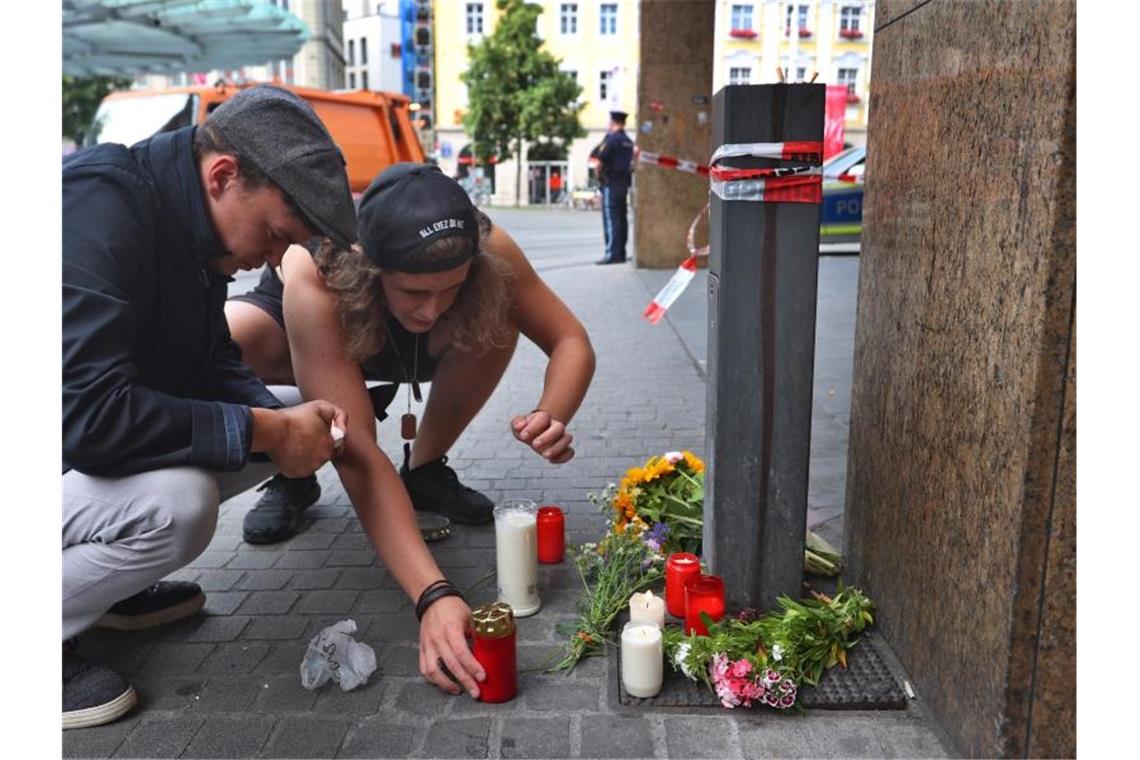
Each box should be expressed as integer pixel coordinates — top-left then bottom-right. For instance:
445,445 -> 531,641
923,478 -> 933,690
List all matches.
641,141 -> 824,323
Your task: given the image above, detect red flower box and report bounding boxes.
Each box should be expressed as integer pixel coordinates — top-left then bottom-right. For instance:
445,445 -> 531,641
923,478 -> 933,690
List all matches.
839,28 -> 864,40
729,28 -> 758,39
798,27 -> 812,38
846,92 -> 861,104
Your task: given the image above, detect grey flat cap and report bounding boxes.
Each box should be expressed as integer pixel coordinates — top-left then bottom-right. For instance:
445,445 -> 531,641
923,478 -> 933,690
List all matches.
208,85 -> 357,248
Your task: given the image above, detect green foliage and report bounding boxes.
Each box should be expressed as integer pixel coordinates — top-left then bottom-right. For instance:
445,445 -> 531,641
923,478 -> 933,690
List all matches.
62,75 -> 132,145
461,0 -> 584,201
663,583 -> 875,688
548,529 -> 664,673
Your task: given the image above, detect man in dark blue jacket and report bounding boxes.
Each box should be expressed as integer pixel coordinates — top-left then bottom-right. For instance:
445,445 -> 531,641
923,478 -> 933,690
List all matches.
62,85 -> 352,729
595,109 -> 635,265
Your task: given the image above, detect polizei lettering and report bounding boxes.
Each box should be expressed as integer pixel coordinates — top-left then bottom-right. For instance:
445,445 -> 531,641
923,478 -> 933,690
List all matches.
418,218 -> 466,239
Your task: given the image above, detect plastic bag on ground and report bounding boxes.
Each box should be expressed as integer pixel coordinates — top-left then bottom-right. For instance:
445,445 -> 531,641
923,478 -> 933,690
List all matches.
300,619 -> 377,691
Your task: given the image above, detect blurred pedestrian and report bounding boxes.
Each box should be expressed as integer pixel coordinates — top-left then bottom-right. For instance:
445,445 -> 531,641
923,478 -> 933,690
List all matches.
594,110 -> 635,265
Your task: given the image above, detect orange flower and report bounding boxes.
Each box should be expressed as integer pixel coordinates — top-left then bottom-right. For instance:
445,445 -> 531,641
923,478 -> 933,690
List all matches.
682,451 -> 705,473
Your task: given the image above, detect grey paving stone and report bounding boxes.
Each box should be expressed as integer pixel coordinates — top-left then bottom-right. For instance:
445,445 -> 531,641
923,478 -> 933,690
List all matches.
245,614 -> 311,640
335,566 -> 395,590
234,569 -> 296,591
136,642 -> 216,674
365,612 -> 421,643
187,551 -> 233,569
112,715 -> 204,758
500,717 -> 571,759
311,677 -> 387,715
521,676 -> 601,711
578,714 -> 657,759
62,715 -> 137,758
190,676 -> 261,712
259,641 -> 311,675
227,550 -> 281,570
297,589 -> 360,614
180,714 -> 275,758
283,531 -> 338,550
337,717 -> 417,758
184,615 -> 251,642
416,717 -> 491,759
311,516 -> 353,532
252,672 -> 321,714
236,590 -> 301,615
200,590 -> 249,616
663,715 -> 741,759
197,641 -> 271,675
327,549 -> 376,566
355,589 -> 409,613
195,569 -> 244,592
378,644 -> 420,676
332,532 -> 373,550
289,568 -> 342,590
388,678 -> 456,719
131,675 -> 205,711
258,714 -> 352,758
275,550 -> 330,569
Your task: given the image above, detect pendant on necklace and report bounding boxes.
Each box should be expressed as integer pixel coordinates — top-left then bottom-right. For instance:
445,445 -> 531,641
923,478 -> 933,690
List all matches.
401,412 -> 418,440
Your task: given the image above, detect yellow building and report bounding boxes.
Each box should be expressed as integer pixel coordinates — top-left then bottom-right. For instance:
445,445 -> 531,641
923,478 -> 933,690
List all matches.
433,0 -> 640,204
714,0 -> 875,146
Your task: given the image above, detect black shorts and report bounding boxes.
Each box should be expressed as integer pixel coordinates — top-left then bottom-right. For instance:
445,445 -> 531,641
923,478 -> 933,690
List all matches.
229,267 -> 441,418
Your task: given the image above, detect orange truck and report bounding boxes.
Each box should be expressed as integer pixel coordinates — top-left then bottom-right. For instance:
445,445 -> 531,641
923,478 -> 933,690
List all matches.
87,82 -> 425,193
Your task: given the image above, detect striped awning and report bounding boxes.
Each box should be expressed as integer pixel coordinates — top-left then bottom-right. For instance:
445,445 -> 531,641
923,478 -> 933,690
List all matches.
63,0 -> 309,77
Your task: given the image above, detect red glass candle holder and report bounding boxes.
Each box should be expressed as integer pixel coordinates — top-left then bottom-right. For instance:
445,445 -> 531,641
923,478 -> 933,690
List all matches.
665,553 -> 701,618
536,506 -> 565,564
470,602 -> 517,702
684,574 -> 725,636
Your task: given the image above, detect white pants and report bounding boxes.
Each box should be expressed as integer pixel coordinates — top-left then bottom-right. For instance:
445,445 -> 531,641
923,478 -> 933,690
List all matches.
62,387 -> 301,640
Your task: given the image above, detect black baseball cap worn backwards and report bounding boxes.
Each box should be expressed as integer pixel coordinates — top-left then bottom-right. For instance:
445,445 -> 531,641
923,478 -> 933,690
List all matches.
358,163 -> 480,273
207,84 -> 357,249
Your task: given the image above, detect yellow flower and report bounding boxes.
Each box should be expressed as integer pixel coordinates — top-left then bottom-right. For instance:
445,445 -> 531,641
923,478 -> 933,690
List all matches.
682,451 -> 705,473
614,520 -> 627,535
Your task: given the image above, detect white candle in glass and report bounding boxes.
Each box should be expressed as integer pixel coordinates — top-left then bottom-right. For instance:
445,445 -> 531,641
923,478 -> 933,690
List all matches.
494,499 -> 541,617
621,621 -> 664,698
629,590 -> 665,629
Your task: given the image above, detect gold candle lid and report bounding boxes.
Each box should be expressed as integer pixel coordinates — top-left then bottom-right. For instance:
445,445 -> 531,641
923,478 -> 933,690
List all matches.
472,602 -> 515,638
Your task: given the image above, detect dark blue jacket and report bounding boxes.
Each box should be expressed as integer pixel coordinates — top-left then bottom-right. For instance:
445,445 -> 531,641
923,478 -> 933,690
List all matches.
598,129 -> 634,187
62,127 -> 281,477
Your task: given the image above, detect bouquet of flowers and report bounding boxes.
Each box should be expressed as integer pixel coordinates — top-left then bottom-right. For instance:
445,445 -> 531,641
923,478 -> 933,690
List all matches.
663,584 -> 874,710
603,450 -> 704,556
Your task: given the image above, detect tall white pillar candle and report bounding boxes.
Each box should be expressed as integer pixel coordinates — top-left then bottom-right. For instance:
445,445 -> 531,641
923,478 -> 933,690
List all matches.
629,590 -> 665,629
620,622 -> 664,698
494,499 -> 541,617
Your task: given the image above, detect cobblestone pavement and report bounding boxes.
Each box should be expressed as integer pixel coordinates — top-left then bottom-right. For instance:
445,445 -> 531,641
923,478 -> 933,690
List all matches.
65,209 -> 952,758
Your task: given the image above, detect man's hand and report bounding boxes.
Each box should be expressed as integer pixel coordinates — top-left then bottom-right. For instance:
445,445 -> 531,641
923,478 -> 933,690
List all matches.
510,410 -> 575,464
418,596 -> 485,698
251,401 -> 348,477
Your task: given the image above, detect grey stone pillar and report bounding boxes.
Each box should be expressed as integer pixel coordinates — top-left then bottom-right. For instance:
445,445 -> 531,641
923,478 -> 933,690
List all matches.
703,84 -> 824,612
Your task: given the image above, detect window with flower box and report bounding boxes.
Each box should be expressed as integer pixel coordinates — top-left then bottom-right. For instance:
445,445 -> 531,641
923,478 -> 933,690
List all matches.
839,6 -> 863,39
837,67 -> 859,102
466,2 -> 484,36
729,67 -> 752,85
784,4 -> 809,37
730,4 -> 756,38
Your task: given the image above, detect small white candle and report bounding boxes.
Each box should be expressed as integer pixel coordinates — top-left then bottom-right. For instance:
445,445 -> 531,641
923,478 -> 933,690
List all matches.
621,622 -> 664,698
629,590 -> 665,630
494,500 -> 541,617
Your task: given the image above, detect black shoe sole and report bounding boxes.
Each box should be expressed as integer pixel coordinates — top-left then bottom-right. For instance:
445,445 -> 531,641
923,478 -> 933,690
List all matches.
95,591 -> 206,631
63,685 -> 138,730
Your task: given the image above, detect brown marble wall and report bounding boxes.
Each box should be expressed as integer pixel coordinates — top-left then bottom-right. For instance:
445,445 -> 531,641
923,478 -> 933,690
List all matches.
844,1 -> 1075,756
634,1 -> 714,269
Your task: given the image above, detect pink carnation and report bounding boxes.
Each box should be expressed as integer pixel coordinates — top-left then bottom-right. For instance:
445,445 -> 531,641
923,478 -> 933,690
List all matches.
730,659 -> 753,679
764,669 -> 782,686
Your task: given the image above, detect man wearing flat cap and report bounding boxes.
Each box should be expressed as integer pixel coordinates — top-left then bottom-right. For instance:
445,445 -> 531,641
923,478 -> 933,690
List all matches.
62,85 -> 352,728
594,109 -> 635,265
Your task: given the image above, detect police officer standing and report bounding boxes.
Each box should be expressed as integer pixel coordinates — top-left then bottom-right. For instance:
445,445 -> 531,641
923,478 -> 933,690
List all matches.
594,110 -> 634,265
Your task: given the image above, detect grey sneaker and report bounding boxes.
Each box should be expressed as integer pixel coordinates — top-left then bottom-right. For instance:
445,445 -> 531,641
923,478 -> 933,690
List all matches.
95,581 -> 205,631
63,640 -> 137,730
243,473 -> 321,544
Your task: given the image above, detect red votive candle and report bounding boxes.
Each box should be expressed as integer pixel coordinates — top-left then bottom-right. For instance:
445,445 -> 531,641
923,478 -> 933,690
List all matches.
684,574 -> 725,636
470,602 -> 517,702
665,553 -> 701,618
536,506 -> 565,564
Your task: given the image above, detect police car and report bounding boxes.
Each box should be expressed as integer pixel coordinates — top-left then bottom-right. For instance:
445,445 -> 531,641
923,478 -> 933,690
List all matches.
820,146 -> 866,249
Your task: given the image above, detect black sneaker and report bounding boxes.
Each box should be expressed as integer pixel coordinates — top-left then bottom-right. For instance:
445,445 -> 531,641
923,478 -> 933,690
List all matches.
95,581 -> 206,631
399,444 -> 494,525
242,473 -> 321,544
63,640 -> 137,730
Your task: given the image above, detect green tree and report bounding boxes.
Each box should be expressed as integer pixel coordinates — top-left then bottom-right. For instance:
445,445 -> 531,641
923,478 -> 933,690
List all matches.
62,75 -> 132,146
461,0 -> 584,206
